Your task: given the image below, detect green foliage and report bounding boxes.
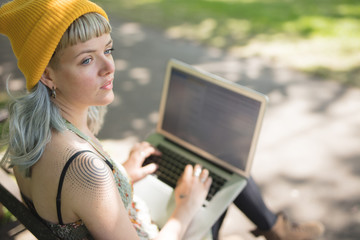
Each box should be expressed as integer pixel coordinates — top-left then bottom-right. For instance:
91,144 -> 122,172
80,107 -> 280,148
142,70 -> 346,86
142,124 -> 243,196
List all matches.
0,206 -> 16,225
0,93 -> 9,137
94,0 -> 360,87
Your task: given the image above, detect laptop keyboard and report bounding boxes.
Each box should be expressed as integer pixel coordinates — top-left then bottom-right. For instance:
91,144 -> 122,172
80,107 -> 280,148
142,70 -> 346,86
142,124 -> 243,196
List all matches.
142,145 -> 227,201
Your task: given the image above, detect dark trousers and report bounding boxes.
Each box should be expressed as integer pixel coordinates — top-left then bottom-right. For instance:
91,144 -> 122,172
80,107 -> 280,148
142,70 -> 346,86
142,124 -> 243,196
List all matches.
211,177 -> 277,239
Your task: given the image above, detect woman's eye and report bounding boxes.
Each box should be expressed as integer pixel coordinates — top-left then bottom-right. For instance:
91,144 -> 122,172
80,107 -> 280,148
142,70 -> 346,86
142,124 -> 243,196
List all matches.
82,58 -> 92,65
105,48 -> 114,54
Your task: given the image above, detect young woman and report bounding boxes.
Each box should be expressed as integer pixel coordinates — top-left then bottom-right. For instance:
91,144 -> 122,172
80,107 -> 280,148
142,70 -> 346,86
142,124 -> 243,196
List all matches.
0,1 -> 211,239
0,0 -> 324,239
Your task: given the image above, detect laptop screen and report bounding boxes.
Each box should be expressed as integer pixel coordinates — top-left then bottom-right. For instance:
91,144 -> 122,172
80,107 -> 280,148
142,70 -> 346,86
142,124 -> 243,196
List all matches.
158,60 -> 267,176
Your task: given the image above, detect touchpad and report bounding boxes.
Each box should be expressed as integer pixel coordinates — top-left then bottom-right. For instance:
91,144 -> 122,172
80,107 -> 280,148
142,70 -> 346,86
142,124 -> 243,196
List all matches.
133,175 -> 174,227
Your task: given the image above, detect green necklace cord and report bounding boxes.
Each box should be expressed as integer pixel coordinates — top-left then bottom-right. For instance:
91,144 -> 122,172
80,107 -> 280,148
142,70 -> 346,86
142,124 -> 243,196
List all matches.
64,121 -> 111,162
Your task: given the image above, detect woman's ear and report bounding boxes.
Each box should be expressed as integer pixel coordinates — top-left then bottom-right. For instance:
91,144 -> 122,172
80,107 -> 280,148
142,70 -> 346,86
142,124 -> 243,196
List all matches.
40,67 -> 56,89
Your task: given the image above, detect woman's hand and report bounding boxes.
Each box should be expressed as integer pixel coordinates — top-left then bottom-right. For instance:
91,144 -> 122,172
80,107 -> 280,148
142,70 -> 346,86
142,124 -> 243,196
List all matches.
122,142 -> 161,183
156,164 -> 212,239
174,164 -> 212,219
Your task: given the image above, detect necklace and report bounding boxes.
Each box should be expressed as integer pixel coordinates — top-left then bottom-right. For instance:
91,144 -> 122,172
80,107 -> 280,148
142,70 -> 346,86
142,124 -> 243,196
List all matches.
64,121 -> 111,162
65,121 -> 134,202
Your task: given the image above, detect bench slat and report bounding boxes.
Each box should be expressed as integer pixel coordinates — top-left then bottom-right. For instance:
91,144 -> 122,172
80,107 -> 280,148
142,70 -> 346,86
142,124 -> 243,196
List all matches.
0,176 -> 58,239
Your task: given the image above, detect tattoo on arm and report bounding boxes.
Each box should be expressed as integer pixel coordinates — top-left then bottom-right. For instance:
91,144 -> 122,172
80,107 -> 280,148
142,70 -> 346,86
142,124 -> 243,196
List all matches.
66,153 -> 114,200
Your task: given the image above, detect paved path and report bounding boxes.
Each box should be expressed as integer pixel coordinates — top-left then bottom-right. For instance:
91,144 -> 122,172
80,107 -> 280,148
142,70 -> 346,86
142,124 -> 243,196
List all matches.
1,10 -> 360,240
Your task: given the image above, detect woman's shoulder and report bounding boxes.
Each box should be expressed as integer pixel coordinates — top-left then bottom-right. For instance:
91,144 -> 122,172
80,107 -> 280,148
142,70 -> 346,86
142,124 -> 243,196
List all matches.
28,130 -> 115,222
46,129 -> 90,157
31,130 -> 98,185
43,130 -> 114,184
62,150 -> 115,194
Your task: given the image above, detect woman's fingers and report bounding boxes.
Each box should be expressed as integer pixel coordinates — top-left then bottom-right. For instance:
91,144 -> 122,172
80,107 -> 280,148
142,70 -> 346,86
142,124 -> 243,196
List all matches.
199,168 -> 209,183
176,164 -> 212,205
136,142 -> 161,159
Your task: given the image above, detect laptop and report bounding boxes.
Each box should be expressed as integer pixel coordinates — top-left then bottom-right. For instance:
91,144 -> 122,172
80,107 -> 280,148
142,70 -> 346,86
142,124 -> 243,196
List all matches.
133,59 -> 268,239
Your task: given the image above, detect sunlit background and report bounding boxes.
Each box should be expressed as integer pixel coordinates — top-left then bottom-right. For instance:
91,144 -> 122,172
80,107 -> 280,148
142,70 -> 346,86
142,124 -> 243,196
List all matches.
95,0 -> 360,87
1,0 -> 360,239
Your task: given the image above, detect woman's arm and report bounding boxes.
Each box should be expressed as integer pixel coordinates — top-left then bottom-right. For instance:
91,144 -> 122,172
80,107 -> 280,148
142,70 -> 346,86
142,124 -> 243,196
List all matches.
123,142 -> 212,239
68,151 -> 211,239
64,153 -> 140,240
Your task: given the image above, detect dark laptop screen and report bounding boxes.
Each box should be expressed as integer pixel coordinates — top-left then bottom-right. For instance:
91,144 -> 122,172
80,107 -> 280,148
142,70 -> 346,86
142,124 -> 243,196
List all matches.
161,68 -> 262,171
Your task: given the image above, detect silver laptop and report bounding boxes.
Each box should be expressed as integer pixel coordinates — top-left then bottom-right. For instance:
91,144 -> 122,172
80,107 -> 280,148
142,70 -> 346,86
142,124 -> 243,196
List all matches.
134,59 -> 268,239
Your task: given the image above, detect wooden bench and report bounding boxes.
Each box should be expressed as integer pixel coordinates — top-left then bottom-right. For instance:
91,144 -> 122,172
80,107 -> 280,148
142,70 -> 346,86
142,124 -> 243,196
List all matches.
0,168 -> 58,240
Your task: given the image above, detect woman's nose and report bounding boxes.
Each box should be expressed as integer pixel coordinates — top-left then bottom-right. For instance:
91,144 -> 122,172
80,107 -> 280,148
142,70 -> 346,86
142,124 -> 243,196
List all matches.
100,55 -> 115,76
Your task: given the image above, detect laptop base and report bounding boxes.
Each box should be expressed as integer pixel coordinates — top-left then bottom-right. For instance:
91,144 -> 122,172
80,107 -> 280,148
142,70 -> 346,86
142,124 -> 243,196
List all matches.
133,133 -> 247,240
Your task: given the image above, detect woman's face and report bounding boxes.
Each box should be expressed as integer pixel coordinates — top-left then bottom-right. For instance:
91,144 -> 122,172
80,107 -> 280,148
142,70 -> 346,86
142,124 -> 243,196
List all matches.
50,33 -> 115,109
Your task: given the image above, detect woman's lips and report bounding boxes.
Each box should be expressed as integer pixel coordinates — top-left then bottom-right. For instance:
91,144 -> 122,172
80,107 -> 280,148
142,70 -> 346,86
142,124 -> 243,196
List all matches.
101,79 -> 113,90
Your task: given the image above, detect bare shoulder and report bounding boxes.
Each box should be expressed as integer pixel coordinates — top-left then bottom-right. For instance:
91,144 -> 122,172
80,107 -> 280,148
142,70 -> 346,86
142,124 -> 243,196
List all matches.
29,129 -> 117,222
34,129 -> 114,187
31,130 -> 85,177
47,130 -> 115,191
61,150 -> 119,221
64,150 -> 115,198
45,130 -> 89,160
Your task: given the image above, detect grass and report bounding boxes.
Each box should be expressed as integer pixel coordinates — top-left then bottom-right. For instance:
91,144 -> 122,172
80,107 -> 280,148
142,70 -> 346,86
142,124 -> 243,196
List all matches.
0,92 -> 9,137
0,101 -> 7,140
93,0 -> 360,87
0,206 -> 16,225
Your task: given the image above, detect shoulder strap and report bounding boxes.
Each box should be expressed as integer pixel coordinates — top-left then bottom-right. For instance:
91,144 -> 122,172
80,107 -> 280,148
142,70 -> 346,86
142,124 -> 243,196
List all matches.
56,150 -> 114,225
65,121 -> 114,165
56,150 -> 90,225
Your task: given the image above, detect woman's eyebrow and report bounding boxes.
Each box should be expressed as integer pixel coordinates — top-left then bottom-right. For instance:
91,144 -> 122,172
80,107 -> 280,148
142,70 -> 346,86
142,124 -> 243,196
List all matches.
74,39 -> 113,58
106,39 -> 113,46
75,49 -> 96,58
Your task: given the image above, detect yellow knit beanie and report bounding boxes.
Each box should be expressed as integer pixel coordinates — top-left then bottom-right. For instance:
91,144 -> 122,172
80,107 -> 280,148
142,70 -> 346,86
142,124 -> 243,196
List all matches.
0,0 -> 109,90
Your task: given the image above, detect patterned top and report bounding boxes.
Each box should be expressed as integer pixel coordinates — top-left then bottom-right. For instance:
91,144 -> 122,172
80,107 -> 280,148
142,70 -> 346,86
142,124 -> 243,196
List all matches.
22,152 -> 159,240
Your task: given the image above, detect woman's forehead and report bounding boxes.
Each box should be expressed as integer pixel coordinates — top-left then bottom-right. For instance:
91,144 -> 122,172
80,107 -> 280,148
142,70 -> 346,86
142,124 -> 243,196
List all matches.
60,34 -> 112,59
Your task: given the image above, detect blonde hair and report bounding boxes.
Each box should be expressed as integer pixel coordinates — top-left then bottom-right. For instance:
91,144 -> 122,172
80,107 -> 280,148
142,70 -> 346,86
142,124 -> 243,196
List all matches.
1,13 -> 111,175
50,13 -> 111,69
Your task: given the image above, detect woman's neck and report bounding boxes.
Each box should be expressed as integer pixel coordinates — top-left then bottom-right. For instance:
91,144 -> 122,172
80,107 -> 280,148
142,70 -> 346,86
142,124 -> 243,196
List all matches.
52,97 -> 89,132
60,107 -> 89,134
